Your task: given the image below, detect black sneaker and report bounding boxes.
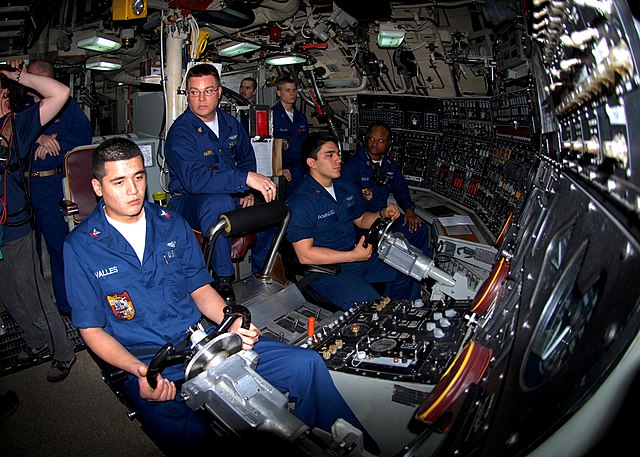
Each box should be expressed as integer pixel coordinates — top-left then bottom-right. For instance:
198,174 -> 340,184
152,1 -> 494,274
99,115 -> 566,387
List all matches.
47,355 -> 76,382
211,275 -> 236,305
16,342 -> 49,363
0,390 -> 18,418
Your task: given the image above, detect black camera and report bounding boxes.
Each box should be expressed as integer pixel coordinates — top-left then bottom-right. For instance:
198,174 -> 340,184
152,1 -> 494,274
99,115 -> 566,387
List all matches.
0,64 -> 17,72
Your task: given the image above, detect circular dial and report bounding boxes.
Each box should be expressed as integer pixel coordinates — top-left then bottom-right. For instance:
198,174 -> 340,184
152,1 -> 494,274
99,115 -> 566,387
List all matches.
521,241 -> 600,390
529,218 -> 576,307
369,338 -> 397,353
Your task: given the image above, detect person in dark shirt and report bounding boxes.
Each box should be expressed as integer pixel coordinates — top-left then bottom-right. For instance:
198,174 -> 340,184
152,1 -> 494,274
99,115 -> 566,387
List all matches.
0,60 -> 76,382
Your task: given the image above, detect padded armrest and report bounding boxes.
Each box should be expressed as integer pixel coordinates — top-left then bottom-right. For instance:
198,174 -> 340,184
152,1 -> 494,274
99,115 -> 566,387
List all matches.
305,264 -> 341,276
59,199 -> 79,216
295,264 -> 341,293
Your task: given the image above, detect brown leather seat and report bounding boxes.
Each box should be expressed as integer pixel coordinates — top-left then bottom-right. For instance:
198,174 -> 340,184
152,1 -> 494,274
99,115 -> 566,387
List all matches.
192,229 -> 255,280
62,145 -> 99,224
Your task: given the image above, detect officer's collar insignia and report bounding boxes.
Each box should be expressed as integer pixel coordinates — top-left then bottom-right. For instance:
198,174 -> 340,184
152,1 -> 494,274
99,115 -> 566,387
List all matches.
89,228 -> 101,239
167,241 -> 176,248
160,209 -> 170,219
314,189 -> 321,195
107,291 -> 135,320
197,127 -> 202,133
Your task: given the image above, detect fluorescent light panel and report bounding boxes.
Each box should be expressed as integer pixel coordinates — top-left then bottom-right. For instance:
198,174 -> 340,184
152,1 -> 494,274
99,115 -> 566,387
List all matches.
218,42 -> 260,57
85,56 -> 122,71
377,26 -> 406,48
265,54 -> 308,66
77,35 -> 122,52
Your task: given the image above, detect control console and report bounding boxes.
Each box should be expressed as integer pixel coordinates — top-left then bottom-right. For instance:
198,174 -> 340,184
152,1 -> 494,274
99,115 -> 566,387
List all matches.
301,297 -> 472,385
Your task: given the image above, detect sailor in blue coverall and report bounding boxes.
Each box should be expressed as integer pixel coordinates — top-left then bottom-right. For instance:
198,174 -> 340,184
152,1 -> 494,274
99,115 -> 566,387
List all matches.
165,64 -> 276,302
286,132 -> 410,311
271,76 -> 309,197
0,61 -> 76,381
27,59 -> 92,313
342,122 -> 431,300
64,138 -> 377,454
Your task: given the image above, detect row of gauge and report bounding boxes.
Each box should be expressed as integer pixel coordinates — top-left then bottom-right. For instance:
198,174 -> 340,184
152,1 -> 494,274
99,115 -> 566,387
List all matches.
413,157 -> 640,456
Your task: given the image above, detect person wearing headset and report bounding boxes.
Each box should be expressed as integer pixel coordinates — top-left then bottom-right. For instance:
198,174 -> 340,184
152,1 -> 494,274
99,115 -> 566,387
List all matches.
341,121 -> 431,300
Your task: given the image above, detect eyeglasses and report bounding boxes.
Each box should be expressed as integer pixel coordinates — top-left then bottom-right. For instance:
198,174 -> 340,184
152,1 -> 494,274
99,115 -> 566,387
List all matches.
186,87 -> 219,98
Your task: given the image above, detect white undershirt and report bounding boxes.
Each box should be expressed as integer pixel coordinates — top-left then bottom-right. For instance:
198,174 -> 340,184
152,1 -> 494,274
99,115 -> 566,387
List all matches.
205,116 -> 219,137
105,209 -> 147,264
324,184 -> 336,200
286,109 -> 294,122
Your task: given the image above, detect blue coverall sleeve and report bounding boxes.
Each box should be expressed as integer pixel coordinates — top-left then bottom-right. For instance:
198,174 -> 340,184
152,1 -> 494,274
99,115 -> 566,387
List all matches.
63,237 -> 108,329
15,104 -> 42,161
178,216 -> 214,292
390,166 -> 415,212
286,195 -> 317,243
58,100 -> 92,151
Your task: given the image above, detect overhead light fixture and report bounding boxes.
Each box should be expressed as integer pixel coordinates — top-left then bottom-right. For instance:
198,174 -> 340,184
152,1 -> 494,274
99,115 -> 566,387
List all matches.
77,33 -> 122,52
85,56 -> 122,71
265,53 -> 312,66
218,42 -> 261,57
377,23 -> 406,48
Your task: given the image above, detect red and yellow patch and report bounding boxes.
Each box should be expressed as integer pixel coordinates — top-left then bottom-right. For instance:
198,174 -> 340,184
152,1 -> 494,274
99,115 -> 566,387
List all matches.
107,291 -> 135,320
361,188 -> 373,201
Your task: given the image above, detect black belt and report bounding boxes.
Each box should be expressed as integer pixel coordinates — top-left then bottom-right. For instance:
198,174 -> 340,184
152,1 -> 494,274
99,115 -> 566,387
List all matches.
128,338 -> 191,357
25,167 -> 64,178
128,318 -> 215,357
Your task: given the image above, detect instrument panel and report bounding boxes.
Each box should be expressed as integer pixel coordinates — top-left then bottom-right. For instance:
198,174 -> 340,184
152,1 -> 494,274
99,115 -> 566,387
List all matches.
302,297 -> 472,385
356,88 -> 538,239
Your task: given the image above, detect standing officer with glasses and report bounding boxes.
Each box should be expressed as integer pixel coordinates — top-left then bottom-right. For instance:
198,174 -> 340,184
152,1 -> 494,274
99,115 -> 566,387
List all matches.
165,64 -> 275,304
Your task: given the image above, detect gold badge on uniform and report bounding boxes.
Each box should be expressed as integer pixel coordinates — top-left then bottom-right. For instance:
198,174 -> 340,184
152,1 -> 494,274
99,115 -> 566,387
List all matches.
197,127 -> 203,133
282,138 -> 290,151
361,188 -> 373,201
107,291 -> 135,320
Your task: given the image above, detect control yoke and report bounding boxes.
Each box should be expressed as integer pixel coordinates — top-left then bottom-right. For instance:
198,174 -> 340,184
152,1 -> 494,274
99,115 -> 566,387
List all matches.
366,217 -> 456,287
146,304 -> 251,389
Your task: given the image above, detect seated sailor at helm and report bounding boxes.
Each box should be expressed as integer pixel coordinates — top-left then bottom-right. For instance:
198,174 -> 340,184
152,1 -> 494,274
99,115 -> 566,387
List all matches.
64,138 -> 380,455
286,131 -> 414,311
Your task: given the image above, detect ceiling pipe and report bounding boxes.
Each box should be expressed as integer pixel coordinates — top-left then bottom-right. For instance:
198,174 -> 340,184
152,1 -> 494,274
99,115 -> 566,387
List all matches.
166,31 -> 187,130
198,0 -> 300,40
